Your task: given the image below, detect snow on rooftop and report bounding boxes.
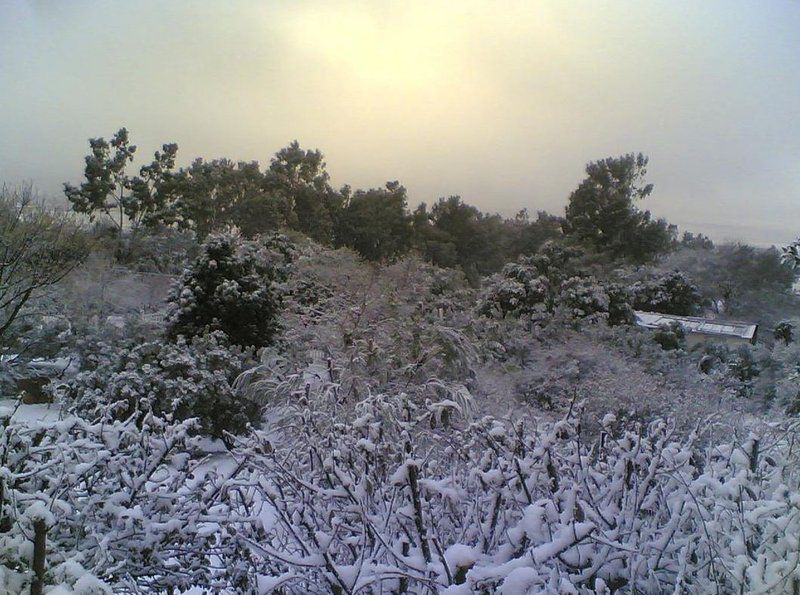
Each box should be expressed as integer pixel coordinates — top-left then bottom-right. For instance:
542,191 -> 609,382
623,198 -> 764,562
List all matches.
634,311 -> 757,340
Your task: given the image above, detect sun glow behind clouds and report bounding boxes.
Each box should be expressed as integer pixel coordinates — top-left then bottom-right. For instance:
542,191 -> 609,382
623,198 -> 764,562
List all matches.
272,2 -> 505,132
264,1 -> 583,193
283,5 -> 451,89
1,1 -> 799,244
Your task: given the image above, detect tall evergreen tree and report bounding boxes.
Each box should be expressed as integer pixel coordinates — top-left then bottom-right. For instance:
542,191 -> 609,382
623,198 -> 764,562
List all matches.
335,181 -> 412,261
64,128 -> 179,232
563,153 -> 674,261
64,128 -> 137,231
266,141 -> 341,243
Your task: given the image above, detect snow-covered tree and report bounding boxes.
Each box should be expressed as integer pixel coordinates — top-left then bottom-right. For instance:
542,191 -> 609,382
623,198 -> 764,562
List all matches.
166,231 -> 285,348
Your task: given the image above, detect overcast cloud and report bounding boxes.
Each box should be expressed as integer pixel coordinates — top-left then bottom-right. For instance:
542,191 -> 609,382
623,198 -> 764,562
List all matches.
1,0 -> 798,245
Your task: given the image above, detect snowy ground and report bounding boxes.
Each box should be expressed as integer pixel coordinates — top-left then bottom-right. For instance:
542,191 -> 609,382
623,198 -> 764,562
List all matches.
0,398 -> 62,424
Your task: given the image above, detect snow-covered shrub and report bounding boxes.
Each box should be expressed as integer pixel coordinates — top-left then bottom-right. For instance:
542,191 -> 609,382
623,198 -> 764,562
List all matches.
67,331 -> 259,438
652,320 -> 686,351
476,246 -> 586,319
604,282 -> 635,326
0,409 -> 253,593
630,270 -> 701,315
5,383 -> 799,593
166,231 -> 284,348
237,309 -> 477,412
478,260 -> 550,318
260,252 -> 479,396
775,320 -> 795,344
556,276 -> 610,322
232,384 -> 800,593
479,253 -> 633,327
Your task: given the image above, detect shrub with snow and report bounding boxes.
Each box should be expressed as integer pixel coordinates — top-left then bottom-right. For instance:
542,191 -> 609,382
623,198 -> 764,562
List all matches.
230,384 -> 800,593
556,276 -> 610,321
0,410 -> 251,593
605,282 -> 636,326
67,331 -> 259,438
630,270 -> 702,315
166,231 -> 285,348
479,254 -> 633,327
478,272 -> 549,318
4,241 -> 800,593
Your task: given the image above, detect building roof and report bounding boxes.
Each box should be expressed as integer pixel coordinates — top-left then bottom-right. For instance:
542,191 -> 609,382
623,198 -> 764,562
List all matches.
633,311 -> 758,341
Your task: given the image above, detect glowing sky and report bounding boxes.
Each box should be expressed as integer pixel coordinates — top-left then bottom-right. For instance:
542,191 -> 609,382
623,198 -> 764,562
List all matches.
1,1 -> 799,245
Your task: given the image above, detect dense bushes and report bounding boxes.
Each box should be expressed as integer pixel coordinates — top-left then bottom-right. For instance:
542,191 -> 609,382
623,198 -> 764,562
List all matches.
478,259 -> 550,317
166,232 -> 286,349
5,237 -> 800,592
0,411 -> 244,593
233,387 -> 800,593
630,271 -> 701,315
557,276 -> 612,320
7,379 -> 799,592
478,247 -> 634,326
67,331 -> 259,438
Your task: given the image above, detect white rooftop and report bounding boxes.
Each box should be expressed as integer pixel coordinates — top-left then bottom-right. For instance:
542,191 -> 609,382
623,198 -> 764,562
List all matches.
634,311 -> 758,341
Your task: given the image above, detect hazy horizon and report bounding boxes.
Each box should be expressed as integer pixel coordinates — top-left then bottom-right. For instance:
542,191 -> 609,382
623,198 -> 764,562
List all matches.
2,1 -> 799,247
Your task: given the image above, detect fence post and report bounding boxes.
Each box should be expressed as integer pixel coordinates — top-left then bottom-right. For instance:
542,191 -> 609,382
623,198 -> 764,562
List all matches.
31,519 -> 46,595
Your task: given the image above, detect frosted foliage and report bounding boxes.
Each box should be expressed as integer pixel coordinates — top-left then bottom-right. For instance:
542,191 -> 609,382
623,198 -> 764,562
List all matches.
557,276 -> 610,321
233,388 -> 800,593
477,253 -> 633,326
6,359 -> 798,592
66,331 -> 259,438
166,231 -> 283,348
0,410 -> 253,593
3,247 -> 800,592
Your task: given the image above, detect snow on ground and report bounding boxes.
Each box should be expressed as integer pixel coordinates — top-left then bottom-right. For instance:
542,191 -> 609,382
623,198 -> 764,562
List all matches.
0,398 -> 62,423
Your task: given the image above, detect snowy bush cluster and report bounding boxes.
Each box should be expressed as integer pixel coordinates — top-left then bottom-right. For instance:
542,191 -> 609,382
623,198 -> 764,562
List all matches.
479,255 -> 704,332
0,406 -> 254,593
166,232 -> 289,349
66,331 -> 259,439
235,386 -> 800,594
629,271 -> 702,316
478,247 -> 633,326
3,236 -> 800,593
2,383 -> 799,593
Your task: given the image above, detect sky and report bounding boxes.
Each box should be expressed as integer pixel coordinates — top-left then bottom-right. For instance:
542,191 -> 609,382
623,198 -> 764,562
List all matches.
1,0 -> 799,246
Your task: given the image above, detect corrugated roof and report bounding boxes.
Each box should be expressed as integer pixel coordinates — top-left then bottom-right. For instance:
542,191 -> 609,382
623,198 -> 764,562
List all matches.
634,311 -> 757,340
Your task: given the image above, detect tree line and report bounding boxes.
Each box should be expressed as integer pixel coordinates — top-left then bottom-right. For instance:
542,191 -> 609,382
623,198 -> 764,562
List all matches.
64,128 -> 678,281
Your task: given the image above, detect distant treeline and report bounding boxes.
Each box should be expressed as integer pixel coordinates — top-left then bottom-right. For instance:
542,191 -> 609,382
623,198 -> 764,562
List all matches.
64,129 -> 701,282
